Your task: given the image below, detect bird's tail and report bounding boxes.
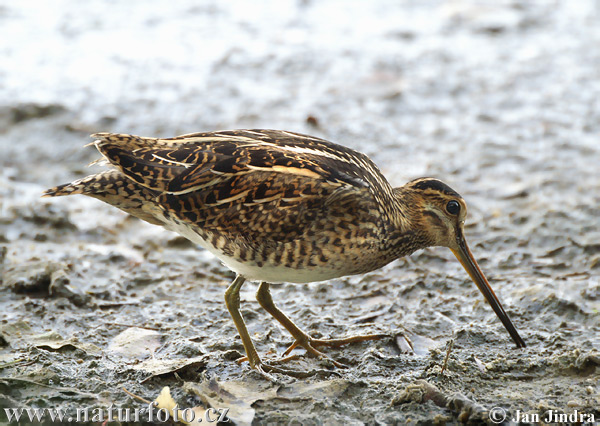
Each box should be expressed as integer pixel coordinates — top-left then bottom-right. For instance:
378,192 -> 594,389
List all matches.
42,170 -> 163,225
42,170 -> 117,198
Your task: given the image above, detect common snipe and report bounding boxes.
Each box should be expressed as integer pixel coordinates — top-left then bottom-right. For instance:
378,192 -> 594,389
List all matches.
44,129 -> 526,377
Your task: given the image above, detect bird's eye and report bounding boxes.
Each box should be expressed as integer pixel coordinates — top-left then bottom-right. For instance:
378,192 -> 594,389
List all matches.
446,200 -> 460,215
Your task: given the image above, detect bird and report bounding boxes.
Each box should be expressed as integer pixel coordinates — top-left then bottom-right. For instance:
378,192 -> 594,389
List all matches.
43,129 -> 526,377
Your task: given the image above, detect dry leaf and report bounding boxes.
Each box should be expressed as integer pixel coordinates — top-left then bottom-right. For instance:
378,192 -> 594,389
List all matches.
154,386 -> 204,426
0,322 -> 101,355
277,379 -> 350,400
473,356 -> 487,374
155,386 -> 177,412
108,327 -> 162,358
134,355 -> 209,380
26,330 -> 101,356
184,378 -> 278,426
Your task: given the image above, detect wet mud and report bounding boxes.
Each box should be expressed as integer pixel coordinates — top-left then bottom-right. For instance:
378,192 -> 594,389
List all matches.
1,1 -> 599,425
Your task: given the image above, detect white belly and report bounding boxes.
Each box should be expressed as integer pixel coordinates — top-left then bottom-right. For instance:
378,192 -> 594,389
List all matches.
219,253 -> 343,283
165,220 -> 345,284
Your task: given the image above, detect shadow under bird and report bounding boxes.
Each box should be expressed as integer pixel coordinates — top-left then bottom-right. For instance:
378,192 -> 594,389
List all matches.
43,129 -> 526,377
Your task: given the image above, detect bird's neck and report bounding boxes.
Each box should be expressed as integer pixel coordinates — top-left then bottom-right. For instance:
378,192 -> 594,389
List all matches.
390,187 -> 419,230
387,187 -> 435,252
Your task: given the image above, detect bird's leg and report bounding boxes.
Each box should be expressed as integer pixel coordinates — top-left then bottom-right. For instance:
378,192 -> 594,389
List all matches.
255,282 -> 388,366
255,282 -> 344,367
225,275 -> 330,380
224,275 -> 262,368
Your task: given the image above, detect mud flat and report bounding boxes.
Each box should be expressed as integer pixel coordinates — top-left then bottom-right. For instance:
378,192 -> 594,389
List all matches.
1,1 -> 598,424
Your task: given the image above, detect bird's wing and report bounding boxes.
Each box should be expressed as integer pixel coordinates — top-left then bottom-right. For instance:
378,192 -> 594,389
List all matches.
93,129 -> 392,192
92,130 -> 389,241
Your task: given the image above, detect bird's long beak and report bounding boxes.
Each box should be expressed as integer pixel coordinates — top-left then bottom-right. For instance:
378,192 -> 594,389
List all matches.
451,226 -> 526,348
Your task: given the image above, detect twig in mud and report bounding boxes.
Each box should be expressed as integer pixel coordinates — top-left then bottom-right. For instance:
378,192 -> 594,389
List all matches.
440,339 -> 454,374
0,355 -> 39,370
0,377 -> 97,398
122,387 -> 152,404
96,301 -> 141,309
102,322 -> 162,331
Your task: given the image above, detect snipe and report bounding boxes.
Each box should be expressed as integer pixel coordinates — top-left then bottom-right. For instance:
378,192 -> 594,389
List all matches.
43,129 -> 526,378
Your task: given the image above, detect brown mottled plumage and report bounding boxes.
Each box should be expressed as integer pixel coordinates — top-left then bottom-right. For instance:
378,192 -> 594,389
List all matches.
44,129 -> 525,378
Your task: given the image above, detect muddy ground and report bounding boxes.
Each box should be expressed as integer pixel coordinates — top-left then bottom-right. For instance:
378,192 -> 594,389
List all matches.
1,1 -> 599,425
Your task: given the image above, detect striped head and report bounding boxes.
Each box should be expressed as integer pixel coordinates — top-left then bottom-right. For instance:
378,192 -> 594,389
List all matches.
405,177 -> 467,250
402,177 -> 526,348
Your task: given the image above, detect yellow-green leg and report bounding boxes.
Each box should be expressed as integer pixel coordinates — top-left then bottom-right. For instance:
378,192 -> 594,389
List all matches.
255,282 -> 389,367
224,275 -> 261,368
224,275 -> 329,379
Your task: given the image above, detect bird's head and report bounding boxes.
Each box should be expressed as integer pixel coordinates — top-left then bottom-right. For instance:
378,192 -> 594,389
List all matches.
404,177 -> 466,249
403,177 -> 526,348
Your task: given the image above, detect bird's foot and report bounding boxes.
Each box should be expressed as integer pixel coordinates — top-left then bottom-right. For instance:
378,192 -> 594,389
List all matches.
281,332 -> 391,367
235,332 -> 390,377
237,355 -> 341,381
